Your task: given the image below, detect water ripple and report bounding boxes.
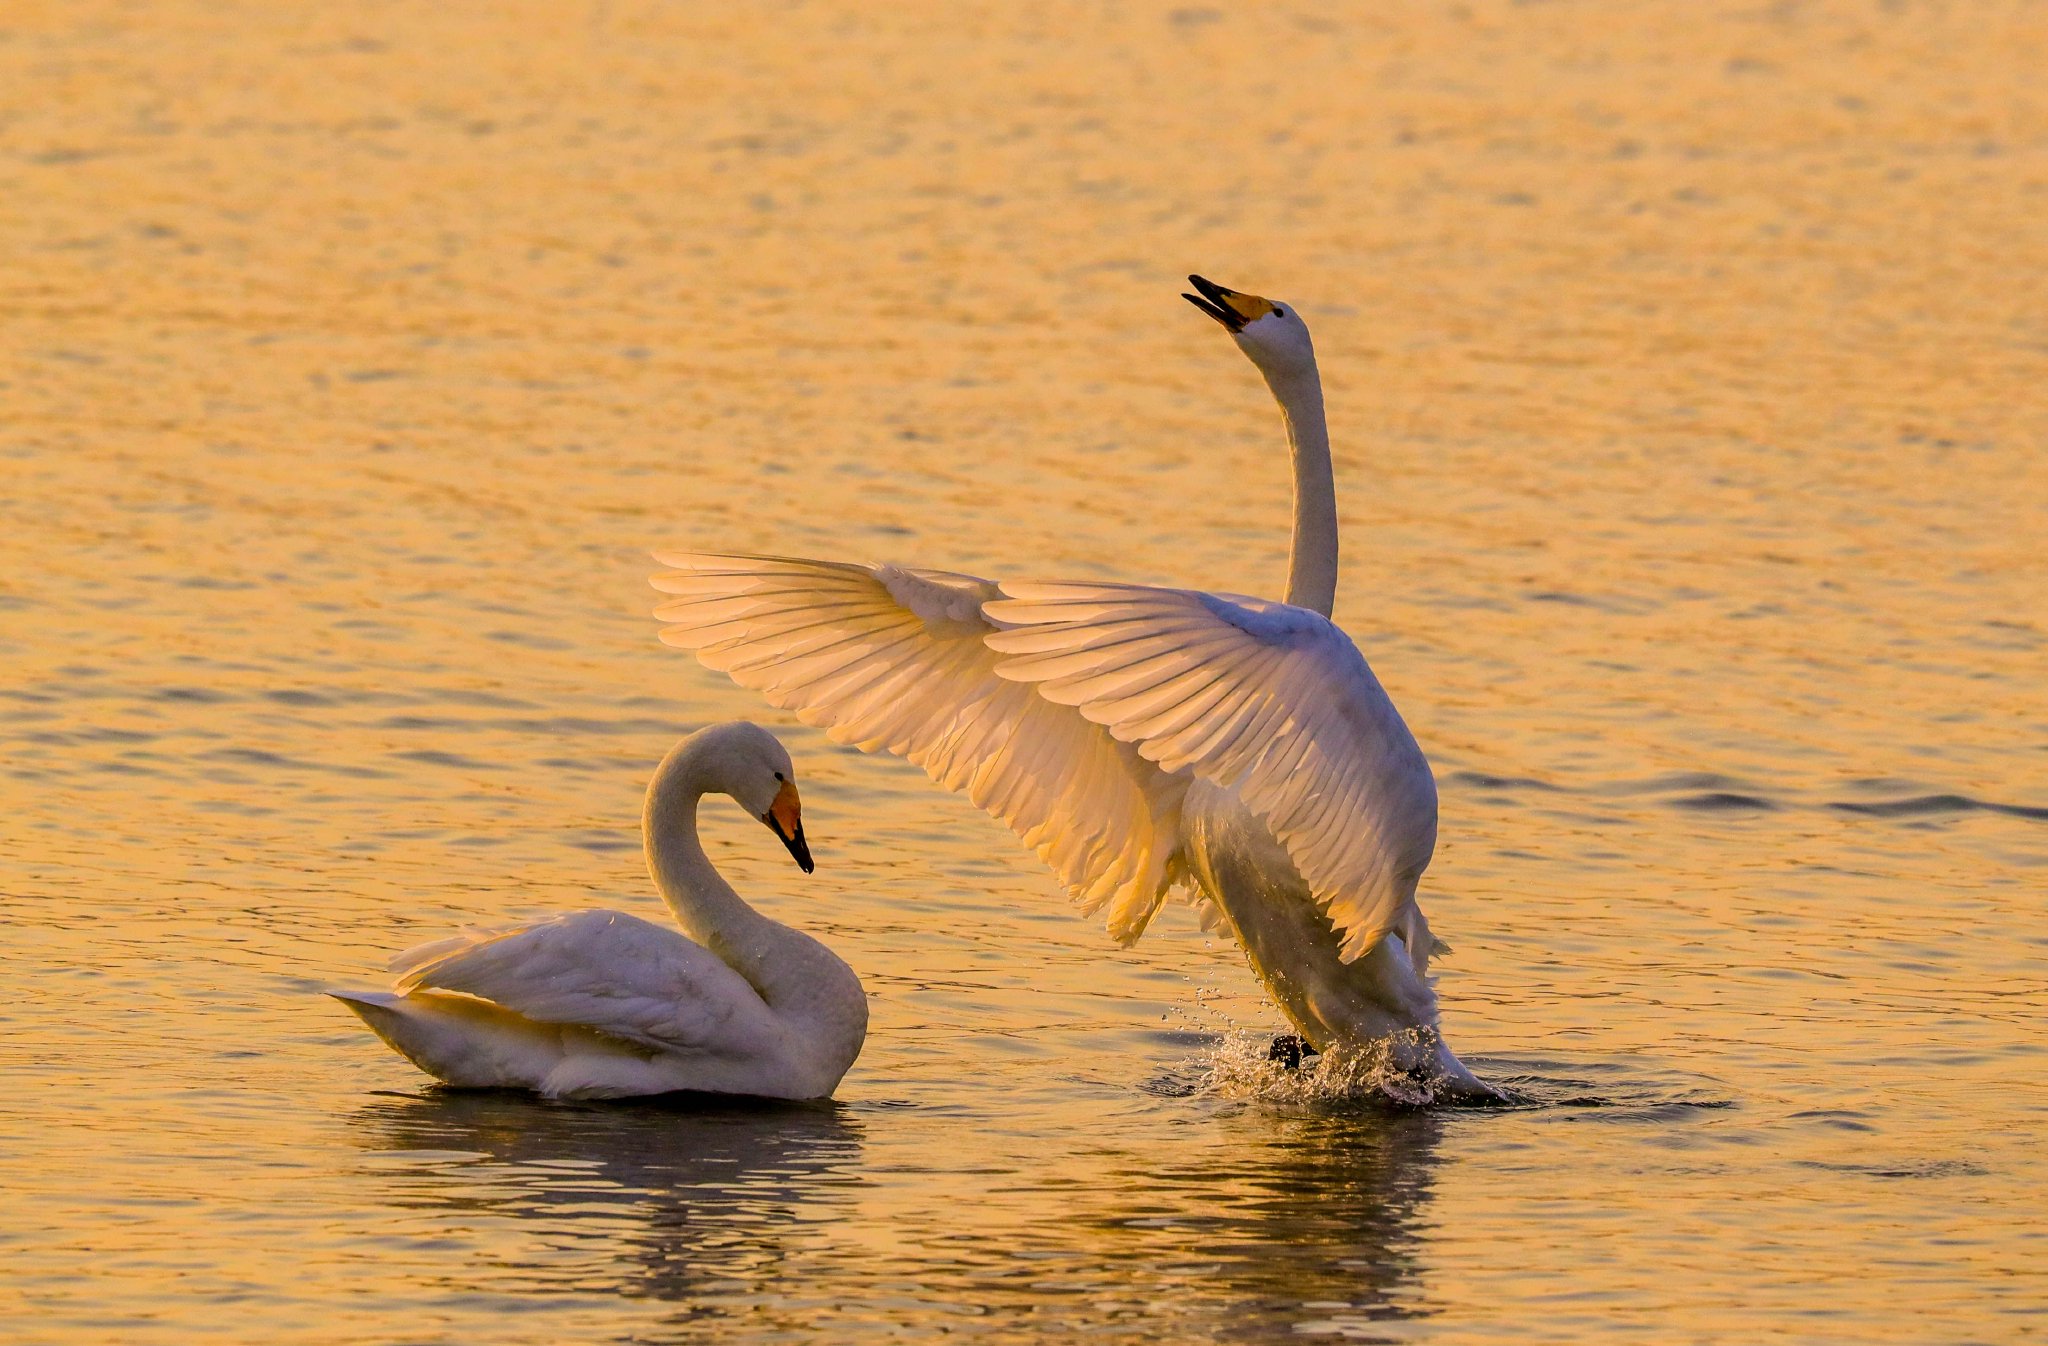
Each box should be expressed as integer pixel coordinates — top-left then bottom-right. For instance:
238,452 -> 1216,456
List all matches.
1830,794 -> 2048,822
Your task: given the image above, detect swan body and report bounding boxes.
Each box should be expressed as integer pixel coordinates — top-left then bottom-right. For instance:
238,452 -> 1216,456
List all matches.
1180,778 -> 1483,1091
332,722 -> 867,1101
650,278 -> 1493,1098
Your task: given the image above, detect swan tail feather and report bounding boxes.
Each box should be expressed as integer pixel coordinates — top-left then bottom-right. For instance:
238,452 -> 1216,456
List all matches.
328,989 -> 565,1090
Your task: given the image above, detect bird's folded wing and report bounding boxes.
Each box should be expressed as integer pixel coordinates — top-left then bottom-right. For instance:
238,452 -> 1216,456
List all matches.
650,552 -> 1184,940
984,581 -> 1438,962
393,911 -> 770,1053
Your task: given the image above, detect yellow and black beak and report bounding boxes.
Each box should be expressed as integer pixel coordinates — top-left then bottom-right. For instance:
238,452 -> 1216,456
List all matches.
1183,273 -> 1276,333
762,779 -> 813,873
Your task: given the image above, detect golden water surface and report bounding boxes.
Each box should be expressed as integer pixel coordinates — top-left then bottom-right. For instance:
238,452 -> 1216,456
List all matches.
3,2 -> 2044,1341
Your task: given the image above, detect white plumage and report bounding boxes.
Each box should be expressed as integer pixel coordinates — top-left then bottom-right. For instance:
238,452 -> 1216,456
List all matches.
651,556 -> 1184,941
652,277 -> 1493,1097
332,722 -> 866,1101
390,911 -> 773,1056
985,581 -> 1438,965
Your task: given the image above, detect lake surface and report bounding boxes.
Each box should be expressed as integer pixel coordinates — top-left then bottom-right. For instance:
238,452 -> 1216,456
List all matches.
2,2 -> 2043,1341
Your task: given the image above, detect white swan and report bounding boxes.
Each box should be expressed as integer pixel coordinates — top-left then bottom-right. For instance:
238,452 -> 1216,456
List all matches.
331,722 -> 867,1101
651,277 -> 1493,1099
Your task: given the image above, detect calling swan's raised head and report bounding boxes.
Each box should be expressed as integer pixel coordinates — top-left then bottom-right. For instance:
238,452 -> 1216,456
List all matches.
1182,273 -> 1279,332
1183,273 -> 1318,382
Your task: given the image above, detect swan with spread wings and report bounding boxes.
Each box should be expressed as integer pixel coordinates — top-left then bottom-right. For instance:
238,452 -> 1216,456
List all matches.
652,277 -> 1492,1099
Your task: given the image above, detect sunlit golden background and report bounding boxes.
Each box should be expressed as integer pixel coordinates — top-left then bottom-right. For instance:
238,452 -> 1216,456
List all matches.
3,2 -> 2043,1341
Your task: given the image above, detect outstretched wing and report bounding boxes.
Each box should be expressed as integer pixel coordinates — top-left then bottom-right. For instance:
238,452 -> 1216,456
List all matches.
393,911 -> 774,1054
984,581 -> 1438,962
650,553 -> 1185,940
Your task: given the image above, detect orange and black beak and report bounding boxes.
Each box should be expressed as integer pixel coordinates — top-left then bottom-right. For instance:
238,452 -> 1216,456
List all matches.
1182,273 -> 1274,333
762,779 -> 813,873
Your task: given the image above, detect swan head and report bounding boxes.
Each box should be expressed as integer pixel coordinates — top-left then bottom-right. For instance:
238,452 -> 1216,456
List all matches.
1183,274 -> 1317,381
689,721 -> 814,873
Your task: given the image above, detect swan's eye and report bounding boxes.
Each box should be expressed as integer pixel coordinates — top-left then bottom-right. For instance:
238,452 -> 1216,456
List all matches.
1274,307 -> 1287,318
773,771 -> 785,782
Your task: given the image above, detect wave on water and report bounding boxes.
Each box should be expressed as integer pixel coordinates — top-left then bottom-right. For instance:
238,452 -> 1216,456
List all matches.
1670,791 -> 1780,812
1829,793 -> 2048,821
1443,766 -> 2048,824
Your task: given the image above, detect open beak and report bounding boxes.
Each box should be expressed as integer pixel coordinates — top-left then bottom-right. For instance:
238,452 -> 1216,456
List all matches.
762,779 -> 813,873
1182,273 -> 1269,333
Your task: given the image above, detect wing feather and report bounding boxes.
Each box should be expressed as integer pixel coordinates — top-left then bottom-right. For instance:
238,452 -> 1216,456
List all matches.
394,911 -> 773,1053
651,553 -> 1186,941
985,581 -> 1438,961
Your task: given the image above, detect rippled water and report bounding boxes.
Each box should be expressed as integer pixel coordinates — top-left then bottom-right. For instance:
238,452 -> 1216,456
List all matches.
4,2 -> 2044,1341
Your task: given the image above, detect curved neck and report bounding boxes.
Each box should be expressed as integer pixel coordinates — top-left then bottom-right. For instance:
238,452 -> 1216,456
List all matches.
1266,364 -> 1338,616
643,739 -> 777,979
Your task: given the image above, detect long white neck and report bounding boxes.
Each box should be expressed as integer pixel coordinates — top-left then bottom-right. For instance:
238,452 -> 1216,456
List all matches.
641,736 -> 864,1065
643,737 -> 782,986
1266,363 -> 1338,616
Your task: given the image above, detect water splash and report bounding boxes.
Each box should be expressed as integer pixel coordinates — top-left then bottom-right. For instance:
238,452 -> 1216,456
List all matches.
1186,1030 -> 1523,1110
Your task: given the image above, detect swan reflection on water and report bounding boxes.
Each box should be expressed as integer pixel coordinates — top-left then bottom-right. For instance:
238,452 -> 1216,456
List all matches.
1074,1105 -> 1448,1337
349,1083 -> 1448,1339
349,1088 -> 865,1309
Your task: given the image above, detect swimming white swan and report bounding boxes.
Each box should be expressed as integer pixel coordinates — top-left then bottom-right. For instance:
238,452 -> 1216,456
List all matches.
331,722 -> 867,1101
651,277 -> 1492,1099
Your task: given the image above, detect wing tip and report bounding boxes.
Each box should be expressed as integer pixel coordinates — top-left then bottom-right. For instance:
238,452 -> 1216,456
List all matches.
649,548 -> 765,569
655,623 -> 707,650
326,988 -> 399,1007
